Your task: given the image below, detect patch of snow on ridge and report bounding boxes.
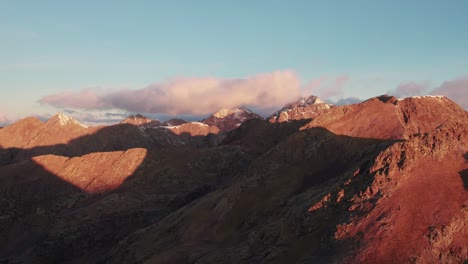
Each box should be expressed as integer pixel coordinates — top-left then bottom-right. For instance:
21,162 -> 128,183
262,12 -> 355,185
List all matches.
397,95 -> 446,101
164,121 -> 209,129
213,108 -> 242,118
190,121 -> 209,126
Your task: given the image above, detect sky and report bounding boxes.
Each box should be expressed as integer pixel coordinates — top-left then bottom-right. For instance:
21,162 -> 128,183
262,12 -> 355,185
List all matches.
1,0 -> 467,125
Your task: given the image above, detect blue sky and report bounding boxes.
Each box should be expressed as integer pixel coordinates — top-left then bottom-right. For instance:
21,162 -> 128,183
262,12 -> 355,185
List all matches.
1,0 -> 467,124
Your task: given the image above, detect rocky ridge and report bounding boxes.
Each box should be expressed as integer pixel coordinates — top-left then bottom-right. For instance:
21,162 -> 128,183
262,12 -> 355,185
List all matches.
202,106 -> 263,132
268,95 -> 332,123
0,95 -> 466,263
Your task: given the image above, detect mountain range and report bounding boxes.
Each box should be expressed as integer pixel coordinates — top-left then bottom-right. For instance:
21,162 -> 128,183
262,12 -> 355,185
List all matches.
0,94 -> 467,263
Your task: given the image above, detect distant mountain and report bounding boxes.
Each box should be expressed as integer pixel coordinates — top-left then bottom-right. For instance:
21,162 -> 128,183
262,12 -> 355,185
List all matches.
267,95 -> 332,123
0,95 -> 467,263
0,113 -> 91,150
202,106 -> 262,132
161,118 -> 187,126
120,114 -> 161,128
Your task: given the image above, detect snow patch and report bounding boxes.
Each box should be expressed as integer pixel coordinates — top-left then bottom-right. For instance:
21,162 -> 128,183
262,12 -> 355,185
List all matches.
213,108 -> 240,118
164,121 -> 208,129
397,95 -> 446,101
51,113 -> 88,128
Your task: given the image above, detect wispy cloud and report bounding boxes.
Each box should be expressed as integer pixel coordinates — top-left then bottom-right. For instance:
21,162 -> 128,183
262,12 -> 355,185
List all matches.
39,71 -> 302,115
430,75 -> 468,109
388,75 -> 468,109
35,111 -> 127,126
388,81 -> 430,98
304,75 -> 350,99
40,88 -> 107,109
332,97 -> 362,106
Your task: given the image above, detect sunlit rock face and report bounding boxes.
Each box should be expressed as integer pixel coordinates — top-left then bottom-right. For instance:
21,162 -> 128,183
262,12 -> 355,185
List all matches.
32,148 -> 147,193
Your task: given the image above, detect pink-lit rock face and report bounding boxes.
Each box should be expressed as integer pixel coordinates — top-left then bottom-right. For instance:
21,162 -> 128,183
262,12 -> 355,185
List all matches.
33,148 -> 147,193
0,114 -> 95,149
302,95 -> 468,140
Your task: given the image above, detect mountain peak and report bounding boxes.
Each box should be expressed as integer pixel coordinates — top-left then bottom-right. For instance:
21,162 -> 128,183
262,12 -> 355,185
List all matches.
203,106 -> 261,132
212,106 -> 252,119
46,113 -> 87,128
268,95 -> 332,123
281,95 -> 326,110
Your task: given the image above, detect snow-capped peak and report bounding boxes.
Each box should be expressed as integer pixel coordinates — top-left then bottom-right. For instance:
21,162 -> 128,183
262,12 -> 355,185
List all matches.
47,113 -> 88,128
280,95 -> 326,111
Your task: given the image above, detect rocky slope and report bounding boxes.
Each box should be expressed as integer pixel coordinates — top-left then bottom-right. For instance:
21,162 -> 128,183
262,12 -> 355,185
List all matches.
99,95 -> 468,264
202,107 -> 262,132
268,95 -> 332,123
302,95 -> 468,140
0,95 -> 467,263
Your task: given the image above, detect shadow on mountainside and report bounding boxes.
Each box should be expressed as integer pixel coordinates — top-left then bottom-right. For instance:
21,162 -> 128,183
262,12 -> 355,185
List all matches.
460,152 -> 468,189
0,123 -> 219,164
100,127 -> 404,264
0,121 -> 403,263
0,119 -> 309,262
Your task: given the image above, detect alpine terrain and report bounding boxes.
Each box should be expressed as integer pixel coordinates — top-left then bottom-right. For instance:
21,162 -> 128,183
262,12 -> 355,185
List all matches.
0,95 -> 467,263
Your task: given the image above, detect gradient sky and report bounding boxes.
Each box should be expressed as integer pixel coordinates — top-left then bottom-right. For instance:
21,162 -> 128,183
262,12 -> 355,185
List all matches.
1,0 -> 467,125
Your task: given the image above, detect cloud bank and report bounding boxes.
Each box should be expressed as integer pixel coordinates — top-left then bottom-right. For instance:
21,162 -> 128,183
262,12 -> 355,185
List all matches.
40,71 -> 302,115
333,97 -> 362,106
305,75 -> 350,99
390,75 -> 468,109
430,75 -> 468,109
389,81 -> 430,98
